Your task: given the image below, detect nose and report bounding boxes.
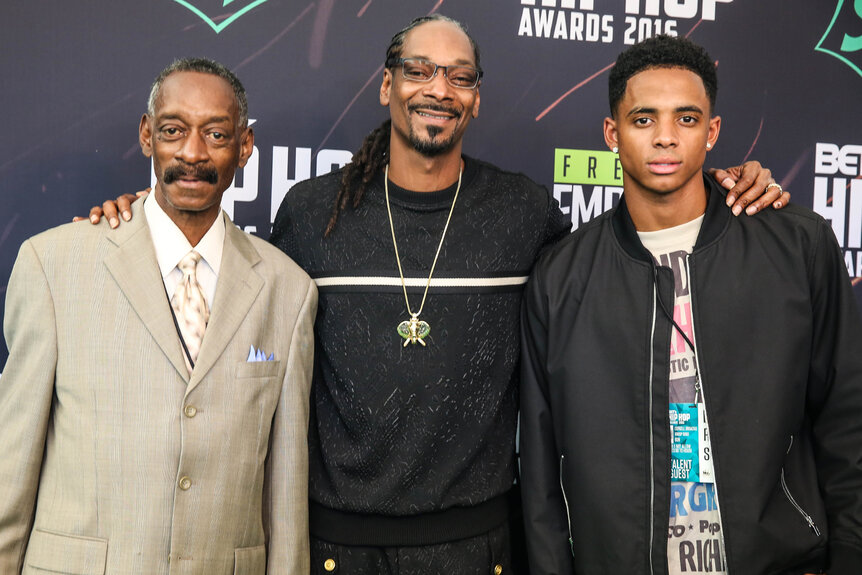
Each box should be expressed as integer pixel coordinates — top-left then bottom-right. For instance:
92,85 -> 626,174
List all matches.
653,122 -> 678,148
177,131 -> 209,163
421,67 -> 454,100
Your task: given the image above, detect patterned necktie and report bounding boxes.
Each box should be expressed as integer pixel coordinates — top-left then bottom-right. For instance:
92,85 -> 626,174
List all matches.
171,250 -> 209,373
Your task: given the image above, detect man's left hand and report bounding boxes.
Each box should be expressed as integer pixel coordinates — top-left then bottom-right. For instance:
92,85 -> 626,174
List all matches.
709,161 -> 789,216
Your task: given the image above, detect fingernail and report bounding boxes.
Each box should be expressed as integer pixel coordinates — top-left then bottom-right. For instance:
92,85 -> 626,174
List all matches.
90,215 -> 98,224
732,205 -> 742,216
721,177 -> 735,189
109,218 -> 119,228
122,210 -> 131,221
746,205 -> 758,215
774,201 -> 781,208
725,195 -> 735,207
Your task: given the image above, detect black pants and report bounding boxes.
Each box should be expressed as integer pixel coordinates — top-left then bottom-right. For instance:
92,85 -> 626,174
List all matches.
310,520 -> 519,575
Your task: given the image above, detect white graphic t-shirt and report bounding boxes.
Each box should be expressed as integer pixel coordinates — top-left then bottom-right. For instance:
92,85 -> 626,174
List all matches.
639,215 -> 727,574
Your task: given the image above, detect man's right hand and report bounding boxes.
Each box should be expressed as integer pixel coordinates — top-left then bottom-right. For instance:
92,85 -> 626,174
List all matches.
73,189 -> 149,228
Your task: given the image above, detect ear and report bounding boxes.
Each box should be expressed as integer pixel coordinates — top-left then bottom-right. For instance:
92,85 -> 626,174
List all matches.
380,69 -> 393,107
603,117 -> 618,151
706,115 -> 721,151
472,83 -> 481,118
139,114 -> 153,158
238,126 -> 255,168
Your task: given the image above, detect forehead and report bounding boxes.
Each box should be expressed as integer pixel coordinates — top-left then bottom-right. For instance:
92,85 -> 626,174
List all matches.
154,71 -> 237,122
622,67 -> 708,108
402,21 -> 475,66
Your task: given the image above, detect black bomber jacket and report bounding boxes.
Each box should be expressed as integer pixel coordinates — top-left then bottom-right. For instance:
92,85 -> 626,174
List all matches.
520,174 -> 862,574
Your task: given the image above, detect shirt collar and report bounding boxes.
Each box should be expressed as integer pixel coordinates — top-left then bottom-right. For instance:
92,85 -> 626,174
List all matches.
144,193 -> 225,278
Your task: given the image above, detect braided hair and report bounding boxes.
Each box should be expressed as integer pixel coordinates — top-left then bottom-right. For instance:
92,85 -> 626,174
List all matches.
323,14 -> 481,237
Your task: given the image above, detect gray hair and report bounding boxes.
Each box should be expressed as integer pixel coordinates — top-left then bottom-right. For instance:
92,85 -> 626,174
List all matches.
147,57 -> 248,128
385,14 -> 482,72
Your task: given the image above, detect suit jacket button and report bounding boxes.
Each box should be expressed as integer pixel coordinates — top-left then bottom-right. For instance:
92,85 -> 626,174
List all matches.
184,405 -> 197,418
178,476 -> 192,490
324,558 -> 336,571
494,565 -> 503,575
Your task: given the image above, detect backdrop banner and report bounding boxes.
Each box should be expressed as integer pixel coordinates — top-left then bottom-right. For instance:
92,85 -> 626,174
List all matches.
2,0 -> 861,370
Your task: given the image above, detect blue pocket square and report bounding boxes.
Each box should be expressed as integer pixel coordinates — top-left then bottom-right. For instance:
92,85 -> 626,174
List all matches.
247,345 -> 275,362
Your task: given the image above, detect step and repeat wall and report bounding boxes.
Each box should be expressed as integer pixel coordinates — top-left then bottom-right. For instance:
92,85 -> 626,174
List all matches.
2,0 -> 861,370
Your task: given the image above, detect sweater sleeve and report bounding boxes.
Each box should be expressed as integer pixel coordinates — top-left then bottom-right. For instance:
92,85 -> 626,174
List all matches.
539,187 -> 572,259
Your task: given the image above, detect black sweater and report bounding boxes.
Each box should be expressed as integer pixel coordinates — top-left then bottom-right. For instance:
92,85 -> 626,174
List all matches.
270,157 -> 569,536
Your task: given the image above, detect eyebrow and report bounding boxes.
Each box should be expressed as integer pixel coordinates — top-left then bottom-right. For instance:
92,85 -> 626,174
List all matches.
405,55 -> 477,67
156,113 -> 234,125
626,105 -> 704,117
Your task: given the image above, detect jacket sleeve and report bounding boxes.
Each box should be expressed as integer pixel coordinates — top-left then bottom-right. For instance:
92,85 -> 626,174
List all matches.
264,277 -> 317,575
519,264 -> 576,575
0,240 -> 57,573
805,219 -> 862,573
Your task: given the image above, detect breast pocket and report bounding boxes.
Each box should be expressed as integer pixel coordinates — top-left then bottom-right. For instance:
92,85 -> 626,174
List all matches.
235,360 -> 282,380
25,528 -> 107,575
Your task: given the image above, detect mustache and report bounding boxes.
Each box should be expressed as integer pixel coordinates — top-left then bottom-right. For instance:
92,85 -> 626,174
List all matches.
408,102 -> 462,117
163,164 -> 219,185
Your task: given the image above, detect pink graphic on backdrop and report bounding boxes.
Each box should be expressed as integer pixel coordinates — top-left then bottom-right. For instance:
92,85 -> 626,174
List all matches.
310,0 -> 336,69
358,1 -> 373,18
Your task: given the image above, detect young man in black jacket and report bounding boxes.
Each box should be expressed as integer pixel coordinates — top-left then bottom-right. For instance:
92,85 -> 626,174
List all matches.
520,35 -> 862,575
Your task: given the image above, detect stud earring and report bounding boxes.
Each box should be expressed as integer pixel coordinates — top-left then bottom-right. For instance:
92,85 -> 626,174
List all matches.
612,146 -> 618,154
706,143 -> 712,150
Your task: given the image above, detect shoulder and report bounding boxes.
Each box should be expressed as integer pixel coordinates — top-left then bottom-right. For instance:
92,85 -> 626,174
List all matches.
26,217 -> 117,259
272,169 -> 344,232
533,209 -> 613,276
234,226 -> 312,283
541,208 -> 611,260
731,201 -> 832,247
284,170 -> 344,205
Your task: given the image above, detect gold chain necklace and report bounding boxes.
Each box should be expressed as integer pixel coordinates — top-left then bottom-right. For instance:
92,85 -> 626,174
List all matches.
385,163 -> 462,347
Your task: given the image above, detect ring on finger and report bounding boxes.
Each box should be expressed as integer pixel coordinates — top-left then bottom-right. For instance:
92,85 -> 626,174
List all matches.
765,182 -> 783,195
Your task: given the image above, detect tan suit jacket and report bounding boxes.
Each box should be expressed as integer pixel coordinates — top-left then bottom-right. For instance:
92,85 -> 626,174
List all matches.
0,201 -> 316,574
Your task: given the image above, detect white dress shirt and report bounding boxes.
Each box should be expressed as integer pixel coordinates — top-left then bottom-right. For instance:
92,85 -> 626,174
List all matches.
144,193 -> 224,309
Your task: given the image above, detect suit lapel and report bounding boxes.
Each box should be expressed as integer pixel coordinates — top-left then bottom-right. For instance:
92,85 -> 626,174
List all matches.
103,203 -> 189,379
188,214 -> 263,392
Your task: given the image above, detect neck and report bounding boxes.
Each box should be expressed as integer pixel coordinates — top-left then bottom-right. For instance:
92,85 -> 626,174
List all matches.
624,176 -> 708,232
387,137 -> 463,191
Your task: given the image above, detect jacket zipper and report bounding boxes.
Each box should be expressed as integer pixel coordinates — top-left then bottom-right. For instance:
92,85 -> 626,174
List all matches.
685,255 -> 730,572
780,435 -> 822,536
559,455 -> 575,556
648,277 -> 658,575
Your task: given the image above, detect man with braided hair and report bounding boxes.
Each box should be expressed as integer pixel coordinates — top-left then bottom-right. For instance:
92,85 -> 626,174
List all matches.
269,14 -> 785,574
87,14 -> 785,573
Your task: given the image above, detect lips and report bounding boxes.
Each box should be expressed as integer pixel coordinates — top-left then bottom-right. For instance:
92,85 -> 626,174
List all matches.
647,159 -> 681,175
409,103 -> 460,124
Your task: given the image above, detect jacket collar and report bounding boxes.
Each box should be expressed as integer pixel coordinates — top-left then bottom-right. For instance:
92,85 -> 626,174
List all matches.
611,172 -> 730,262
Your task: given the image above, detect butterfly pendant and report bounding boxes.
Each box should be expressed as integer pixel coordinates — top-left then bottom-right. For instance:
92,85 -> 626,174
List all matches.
398,315 -> 431,347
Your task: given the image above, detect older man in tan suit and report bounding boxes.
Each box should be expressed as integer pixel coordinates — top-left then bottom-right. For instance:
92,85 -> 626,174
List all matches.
0,58 -> 315,574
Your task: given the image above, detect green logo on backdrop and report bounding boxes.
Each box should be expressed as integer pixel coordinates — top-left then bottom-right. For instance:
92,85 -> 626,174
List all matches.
816,0 -> 862,78
554,149 -> 623,185
171,0 -> 269,33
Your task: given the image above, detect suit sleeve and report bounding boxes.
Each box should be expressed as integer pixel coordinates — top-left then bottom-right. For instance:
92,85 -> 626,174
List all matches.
0,240 -> 58,573
805,219 -> 862,573
519,264 -> 576,575
264,276 -> 317,575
